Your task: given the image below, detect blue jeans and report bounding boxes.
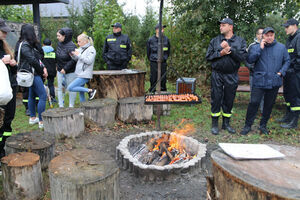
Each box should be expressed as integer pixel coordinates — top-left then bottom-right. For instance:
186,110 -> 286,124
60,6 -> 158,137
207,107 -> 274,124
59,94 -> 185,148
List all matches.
29,76 -> 47,121
67,78 -> 89,102
57,71 -> 77,107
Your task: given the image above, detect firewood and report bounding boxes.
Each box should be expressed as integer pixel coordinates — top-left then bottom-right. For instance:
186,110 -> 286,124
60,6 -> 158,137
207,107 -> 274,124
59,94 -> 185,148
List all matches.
156,154 -> 169,166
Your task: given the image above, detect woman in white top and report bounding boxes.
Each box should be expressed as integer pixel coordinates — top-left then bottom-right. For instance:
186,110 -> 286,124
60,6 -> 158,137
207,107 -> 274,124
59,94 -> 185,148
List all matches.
67,33 -> 96,102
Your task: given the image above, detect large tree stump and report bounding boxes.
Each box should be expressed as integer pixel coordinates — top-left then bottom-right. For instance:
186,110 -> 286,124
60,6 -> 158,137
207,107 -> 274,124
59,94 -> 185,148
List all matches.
117,96 -> 153,123
5,131 -> 55,169
42,108 -> 85,138
1,152 -> 44,200
81,98 -> 117,126
88,70 -> 146,100
211,145 -> 300,200
49,149 -> 120,200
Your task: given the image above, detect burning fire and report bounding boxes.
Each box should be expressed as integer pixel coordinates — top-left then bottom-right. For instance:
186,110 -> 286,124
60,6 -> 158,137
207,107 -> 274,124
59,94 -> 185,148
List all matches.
131,119 -> 196,166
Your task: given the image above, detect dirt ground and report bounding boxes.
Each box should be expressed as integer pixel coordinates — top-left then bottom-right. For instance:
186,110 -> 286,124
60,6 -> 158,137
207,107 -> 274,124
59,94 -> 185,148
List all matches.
53,121 -> 210,200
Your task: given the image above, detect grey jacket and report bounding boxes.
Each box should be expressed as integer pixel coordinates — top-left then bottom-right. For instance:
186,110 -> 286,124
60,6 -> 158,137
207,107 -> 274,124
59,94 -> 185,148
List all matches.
72,43 -> 96,79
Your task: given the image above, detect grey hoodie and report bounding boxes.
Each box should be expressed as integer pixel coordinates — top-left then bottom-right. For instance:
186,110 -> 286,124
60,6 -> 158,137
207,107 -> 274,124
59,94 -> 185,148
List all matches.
72,43 -> 96,79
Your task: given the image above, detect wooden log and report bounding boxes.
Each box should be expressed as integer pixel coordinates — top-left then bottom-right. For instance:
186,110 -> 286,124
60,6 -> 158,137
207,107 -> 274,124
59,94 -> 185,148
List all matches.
49,149 -> 120,200
211,145 -> 300,200
4,131 -> 55,170
1,152 -> 44,200
42,108 -> 85,138
81,98 -> 117,126
117,97 -> 153,123
0,107 -> 4,128
88,70 -> 146,100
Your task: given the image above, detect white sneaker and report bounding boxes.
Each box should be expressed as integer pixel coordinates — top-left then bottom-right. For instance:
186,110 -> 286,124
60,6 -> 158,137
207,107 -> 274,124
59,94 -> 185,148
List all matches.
29,118 -> 39,125
39,122 -> 44,129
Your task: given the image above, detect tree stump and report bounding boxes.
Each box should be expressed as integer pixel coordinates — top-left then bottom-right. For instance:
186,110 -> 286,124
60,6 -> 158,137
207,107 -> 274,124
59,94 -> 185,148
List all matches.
5,131 -> 55,170
211,145 -> 300,200
117,96 -> 153,123
42,108 -> 85,138
49,149 -> 120,200
81,98 -> 117,126
1,152 -> 44,200
88,70 -> 146,100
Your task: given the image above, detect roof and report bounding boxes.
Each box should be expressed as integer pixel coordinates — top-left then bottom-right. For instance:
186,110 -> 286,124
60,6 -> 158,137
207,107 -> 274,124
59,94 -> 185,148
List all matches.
0,0 -> 69,5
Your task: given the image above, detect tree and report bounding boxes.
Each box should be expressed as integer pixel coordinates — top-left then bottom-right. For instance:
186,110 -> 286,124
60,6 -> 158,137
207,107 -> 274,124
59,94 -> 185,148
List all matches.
78,0 -> 97,36
93,0 -> 124,70
0,5 -> 32,23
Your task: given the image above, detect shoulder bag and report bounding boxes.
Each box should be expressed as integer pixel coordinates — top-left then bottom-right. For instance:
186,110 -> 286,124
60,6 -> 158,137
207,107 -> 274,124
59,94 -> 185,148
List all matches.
16,42 -> 35,87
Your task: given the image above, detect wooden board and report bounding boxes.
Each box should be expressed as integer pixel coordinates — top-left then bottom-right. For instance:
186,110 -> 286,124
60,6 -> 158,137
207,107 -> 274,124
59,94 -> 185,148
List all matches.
88,70 -> 146,100
211,145 -> 300,200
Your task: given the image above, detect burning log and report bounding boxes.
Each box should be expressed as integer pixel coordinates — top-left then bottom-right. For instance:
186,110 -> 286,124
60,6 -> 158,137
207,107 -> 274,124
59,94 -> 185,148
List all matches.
156,154 -> 169,166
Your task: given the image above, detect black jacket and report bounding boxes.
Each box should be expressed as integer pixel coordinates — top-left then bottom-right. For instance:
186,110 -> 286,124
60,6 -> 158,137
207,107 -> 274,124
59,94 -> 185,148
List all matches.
56,28 -> 77,73
102,32 -> 132,65
286,29 -> 300,72
0,40 -> 17,87
206,34 -> 247,73
15,40 -> 44,76
147,35 -> 170,63
42,46 -> 56,77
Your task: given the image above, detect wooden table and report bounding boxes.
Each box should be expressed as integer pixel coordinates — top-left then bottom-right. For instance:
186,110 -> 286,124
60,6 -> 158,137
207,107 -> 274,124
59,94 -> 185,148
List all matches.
211,145 -> 300,200
88,70 -> 146,100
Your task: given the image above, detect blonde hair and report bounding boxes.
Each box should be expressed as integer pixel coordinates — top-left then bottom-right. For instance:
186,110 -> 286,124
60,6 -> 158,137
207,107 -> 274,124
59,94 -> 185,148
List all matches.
78,33 -> 93,46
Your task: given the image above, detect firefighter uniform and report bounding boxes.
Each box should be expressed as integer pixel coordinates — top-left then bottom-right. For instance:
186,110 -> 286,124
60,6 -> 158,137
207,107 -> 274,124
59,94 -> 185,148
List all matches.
206,26 -> 247,135
281,22 -> 300,129
102,23 -> 132,70
147,33 -> 170,92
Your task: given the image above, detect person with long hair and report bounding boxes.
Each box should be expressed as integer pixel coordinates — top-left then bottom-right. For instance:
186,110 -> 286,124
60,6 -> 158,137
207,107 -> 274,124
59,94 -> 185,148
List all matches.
15,24 -> 48,129
56,28 -> 77,107
0,18 -> 18,158
67,33 -> 96,102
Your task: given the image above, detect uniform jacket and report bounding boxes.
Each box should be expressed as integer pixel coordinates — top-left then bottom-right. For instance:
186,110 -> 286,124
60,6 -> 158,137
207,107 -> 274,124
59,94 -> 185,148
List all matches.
15,40 -> 44,76
102,32 -> 132,65
42,45 -> 56,77
247,40 -> 290,89
286,29 -> 300,72
71,43 -> 96,79
146,35 -> 170,63
206,34 -> 247,73
0,40 -> 17,87
56,28 -> 77,74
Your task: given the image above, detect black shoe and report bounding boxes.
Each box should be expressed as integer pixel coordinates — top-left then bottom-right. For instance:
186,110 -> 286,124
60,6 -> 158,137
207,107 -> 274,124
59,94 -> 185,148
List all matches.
276,106 -> 292,123
280,112 -> 298,129
211,117 -> 219,135
259,126 -> 269,135
240,126 -> 251,135
222,117 -> 236,134
25,109 -> 30,116
88,89 -> 97,100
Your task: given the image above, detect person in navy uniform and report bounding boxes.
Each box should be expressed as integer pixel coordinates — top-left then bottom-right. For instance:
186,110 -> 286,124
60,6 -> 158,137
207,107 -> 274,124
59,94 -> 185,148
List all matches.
102,22 -> 132,70
147,24 -> 171,93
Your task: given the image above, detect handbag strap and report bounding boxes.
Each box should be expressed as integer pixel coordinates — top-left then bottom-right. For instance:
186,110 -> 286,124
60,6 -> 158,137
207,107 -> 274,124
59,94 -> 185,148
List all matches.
17,41 -> 34,73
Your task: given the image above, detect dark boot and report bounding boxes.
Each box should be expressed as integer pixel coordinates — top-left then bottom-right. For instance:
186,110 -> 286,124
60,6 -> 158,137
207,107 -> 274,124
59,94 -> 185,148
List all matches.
280,112 -> 299,129
240,125 -> 251,135
276,106 -> 292,123
211,117 -> 219,135
222,117 -> 236,134
259,125 -> 269,135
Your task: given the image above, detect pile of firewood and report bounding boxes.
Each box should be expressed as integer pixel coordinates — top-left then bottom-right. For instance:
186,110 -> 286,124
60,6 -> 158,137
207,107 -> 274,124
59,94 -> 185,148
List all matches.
130,133 -> 195,166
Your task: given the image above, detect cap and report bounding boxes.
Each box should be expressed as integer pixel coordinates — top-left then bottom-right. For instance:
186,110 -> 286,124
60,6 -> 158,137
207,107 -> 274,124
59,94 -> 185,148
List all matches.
111,22 -> 122,28
0,18 -> 12,33
155,24 -> 167,30
43,38 -> 52,45
282,18 -> 299,27
263,27 -> 275,34
218,18 -> 233,25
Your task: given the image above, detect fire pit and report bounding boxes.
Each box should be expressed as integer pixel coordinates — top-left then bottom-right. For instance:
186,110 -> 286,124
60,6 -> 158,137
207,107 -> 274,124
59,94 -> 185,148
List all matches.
116,131 -> 206,181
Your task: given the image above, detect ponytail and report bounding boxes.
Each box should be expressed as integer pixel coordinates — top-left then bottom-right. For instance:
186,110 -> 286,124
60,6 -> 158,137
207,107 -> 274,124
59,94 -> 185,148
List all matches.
78,33 -> 93,46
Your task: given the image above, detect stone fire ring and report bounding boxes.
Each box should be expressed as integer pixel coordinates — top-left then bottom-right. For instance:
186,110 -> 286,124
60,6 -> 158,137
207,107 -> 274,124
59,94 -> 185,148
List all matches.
116,131 -> 206,181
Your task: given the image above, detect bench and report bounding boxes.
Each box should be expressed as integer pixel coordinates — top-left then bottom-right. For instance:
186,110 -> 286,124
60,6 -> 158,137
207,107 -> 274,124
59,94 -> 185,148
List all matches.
236,66 -> 283,93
